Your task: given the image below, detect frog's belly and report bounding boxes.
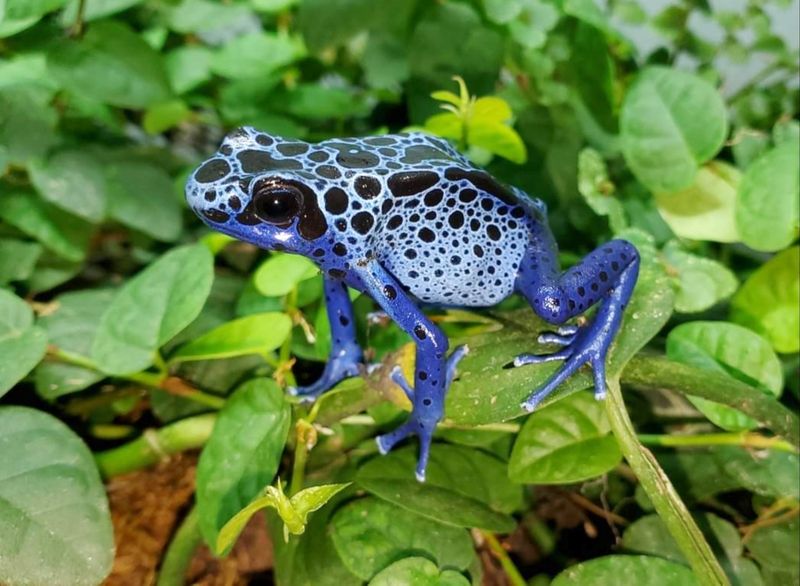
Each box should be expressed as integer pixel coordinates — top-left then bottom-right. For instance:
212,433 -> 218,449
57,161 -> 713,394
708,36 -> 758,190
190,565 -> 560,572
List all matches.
377,225 -> 529,307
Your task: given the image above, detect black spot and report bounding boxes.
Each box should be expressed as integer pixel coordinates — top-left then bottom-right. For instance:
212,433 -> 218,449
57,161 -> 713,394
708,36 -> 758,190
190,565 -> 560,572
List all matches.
591,283 -> 599,292
444,167 -> 517,205
333,243 -> 347,256
363,136 -> 396,146
381,199 -> 393,214
329,144 -> 381,168
335,219 -> 347,231
313,248 -> 325,257
458,188 -> 478,203
612,261 -> 620,271
578,286 -> 586,297
419,371 -> 428,381
308,150 -> 329,162
448,211 -> 464,229
328,268 -> 346,278
404,249 -> 417,259
237,150 -> 302,173
255,134 -> 273,146
202,209 -> 229,223
351,211 -> 375,234
220,145 -> 233,156
418,227 -> 435,243
424,189 -> 444,207
195,159 -> 231,183
228,195 -> 241,210
379,147 -> 397,157
470,219 -> 480,231
324,187 -> 348,214
486,225 -> 501,241
599,271 -> 608,282
204,190 -> 216,202
568,299 -> 576,310
383,285 -> 397,300
414,325 -> 427,340
424,210 -> 436,221
481,198 -> 493,211
316,165 -> 342,179
387,171 -> 440,197
339,315 -> 350,326
511,207 -> 525,218
276,142 -> 309,156
354,175 -> 381,199
451,255 -> 461,265
400,144 -> 452,164
473,244 -> 484,257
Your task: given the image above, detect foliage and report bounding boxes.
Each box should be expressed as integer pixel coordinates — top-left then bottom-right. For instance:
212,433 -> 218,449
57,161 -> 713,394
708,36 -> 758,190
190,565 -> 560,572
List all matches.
0,0 -> 798,585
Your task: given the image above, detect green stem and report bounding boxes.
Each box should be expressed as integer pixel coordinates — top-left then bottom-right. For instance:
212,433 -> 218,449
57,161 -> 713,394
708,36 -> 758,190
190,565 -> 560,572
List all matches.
638,432 -> 797,453
95,414 -> 216,478
480,531 -> 526,586
290,439 -> 309,496
622,355 -> 799,448
72,0 -> 87,36
605,377 -> 729,586
157,506 -> 202,586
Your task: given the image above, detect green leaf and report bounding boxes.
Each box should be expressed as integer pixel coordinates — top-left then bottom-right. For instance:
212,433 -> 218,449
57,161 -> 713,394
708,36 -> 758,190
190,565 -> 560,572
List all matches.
621,66 -> 728,192
469,120 -> 527,164
482,0 -> 523,24
0,406 -> 114,586
3,0 -> 68,20
552,555 -> 698,586
105,161 -> 183,242
730,246 -> 799,353
0,290 -> 47,398
356,444 -> 523,514
661,241 -> 738,313
362,34 -> 410,91
0,192 -> 93,262
254,253 -> 319,297
284,84 -> 370,121
331,497 -> 475,581
165,0 -> 252,34
91,244 -> 213,374
368,557 -> 470,586
0,86 -> 58,164
210,32 -> 303,80
28,150 -> 107,223
60,0 -> 146,23
355,475 -> 515,533
196,378 -> 291,553
624,513 -> 765,586
667,321 -> 783,430
143,99 -> 190,134
47,20 -> 171,109
0,239 -> 42,284
165,45 -> 212,94
170,312 -> 292,363
509,391 -> 622,484
34,289 -> 115,400
578,147 -> 627,233
217,481 -> 349,553
654,162 -> 740,243
746,517 -> 799,585
736,138 -> 800,252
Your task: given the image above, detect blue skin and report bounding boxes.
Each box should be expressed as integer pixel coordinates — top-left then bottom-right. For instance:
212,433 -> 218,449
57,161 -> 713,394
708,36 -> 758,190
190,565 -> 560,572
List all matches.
185,127 -> 640,482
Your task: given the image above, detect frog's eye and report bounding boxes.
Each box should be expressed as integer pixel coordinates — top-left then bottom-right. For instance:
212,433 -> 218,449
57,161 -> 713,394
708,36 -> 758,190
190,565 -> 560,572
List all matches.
252,180 -> 302,225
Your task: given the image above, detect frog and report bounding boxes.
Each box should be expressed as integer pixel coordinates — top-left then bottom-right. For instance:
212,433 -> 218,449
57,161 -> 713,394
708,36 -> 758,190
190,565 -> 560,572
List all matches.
185,126 -> 639,482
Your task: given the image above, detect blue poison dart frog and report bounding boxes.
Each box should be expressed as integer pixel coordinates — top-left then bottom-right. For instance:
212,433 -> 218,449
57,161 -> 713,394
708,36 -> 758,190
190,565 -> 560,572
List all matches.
186,127 -> 639,482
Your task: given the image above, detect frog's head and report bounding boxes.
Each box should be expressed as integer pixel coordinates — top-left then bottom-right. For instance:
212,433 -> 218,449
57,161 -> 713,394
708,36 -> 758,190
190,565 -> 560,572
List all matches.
185,126 -> 328,253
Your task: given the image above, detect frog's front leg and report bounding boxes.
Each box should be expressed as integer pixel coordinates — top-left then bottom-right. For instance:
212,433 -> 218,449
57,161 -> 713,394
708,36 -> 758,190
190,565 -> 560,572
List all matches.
357,261 -> 467,482
288,276 -> 362,400
514,239 -> 640,411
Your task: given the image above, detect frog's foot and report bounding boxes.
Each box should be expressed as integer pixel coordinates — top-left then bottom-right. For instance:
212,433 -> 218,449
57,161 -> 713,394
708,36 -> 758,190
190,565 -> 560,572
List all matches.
375,345 -> 469,482
287,344 -> 362,402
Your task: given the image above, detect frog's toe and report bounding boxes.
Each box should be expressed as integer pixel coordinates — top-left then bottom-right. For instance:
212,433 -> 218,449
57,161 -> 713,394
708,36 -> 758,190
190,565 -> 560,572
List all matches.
375,420 -> 415,455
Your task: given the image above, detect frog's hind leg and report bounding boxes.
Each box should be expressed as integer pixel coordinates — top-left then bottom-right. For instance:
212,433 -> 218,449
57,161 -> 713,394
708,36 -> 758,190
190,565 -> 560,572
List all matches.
513,238 -> 640,411
288,276 -> 363,400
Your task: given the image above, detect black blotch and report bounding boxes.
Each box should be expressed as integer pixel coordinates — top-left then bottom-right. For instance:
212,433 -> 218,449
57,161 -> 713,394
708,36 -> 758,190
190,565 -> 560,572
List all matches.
458,188 -> 478,203
414,325 -> 426,339
612,261 -> 620,271
195,159 -> 231,183
313,248 -> 325,257
363,136 -> 396,146
327,143 -> 381,168
237,150 -> 302,173
486,225 -> 501,241
228,195 -> 241,211
354,175 -> 381,199
339,315 -> 350,326
424,189 -> 444,207
444,167 -> 517,205
308,150 -> 329,163
387,171 -> 440,197
381,199 -> 393,214
451,255 -> 461,265
379,147 -> 397,157
203,209 -> 229,223
448,211 -> 464,229
419,371 -> 428,381
316,165 -> 342,179
333,243 -> 347,256
599,271 -> 608,282
383,285 -> 397,300
387,215 -> 403,230
511,207 -> 525,218
204,190 -> 216,202
404,249 -> 417,259
424,210 -> 436,221
277,142 -> 309,156
473,244 -> 484,257
255,134 -> 273,146
469,219 -> 480,231
220,145 -> 233,156
422,398 -> 432,406
351,211 -> 375,234
418,227 -> 435,243
335,219 -> 347,231
578,286 -> 586,297
328,268 -> 346,278
400,145 -> 452,164
324,187 -> 348,214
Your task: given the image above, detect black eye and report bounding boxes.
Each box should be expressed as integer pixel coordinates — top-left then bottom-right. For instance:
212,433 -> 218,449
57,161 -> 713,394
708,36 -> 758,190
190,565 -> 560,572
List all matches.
253,183 -> 302,225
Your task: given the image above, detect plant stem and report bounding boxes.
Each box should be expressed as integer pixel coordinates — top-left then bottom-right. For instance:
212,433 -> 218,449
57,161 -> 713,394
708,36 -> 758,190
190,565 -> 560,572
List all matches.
157,506 -> 202,586
72,0 -> 87,36
622,355 -> 800,448
95,414 -> 216,478
604,377 -> 729,586
638,432 -> 797,453
479,531 -> 526,586
289,419 -> 315,496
